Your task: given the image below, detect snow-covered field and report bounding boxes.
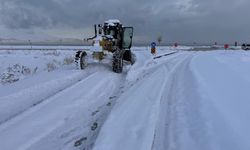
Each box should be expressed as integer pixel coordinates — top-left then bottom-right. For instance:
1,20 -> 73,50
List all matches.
0,46 -> 250,150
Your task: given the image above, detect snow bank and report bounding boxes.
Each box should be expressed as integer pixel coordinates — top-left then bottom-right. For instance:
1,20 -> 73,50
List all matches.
0,50 -> 75,85
126,47 -> 180,83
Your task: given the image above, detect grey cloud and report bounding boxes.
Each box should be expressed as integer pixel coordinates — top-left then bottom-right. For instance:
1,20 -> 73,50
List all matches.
0,1 -> 53,29
0,0 -> 199,28
0,0 -> 249,44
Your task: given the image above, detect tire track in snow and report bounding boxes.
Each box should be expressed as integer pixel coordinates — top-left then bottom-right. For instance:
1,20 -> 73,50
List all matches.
93,66 -> 169,150
151,52 -> 215,150
0,69 -> 124,150
151,53 -> 195,150
126,51 -> 187,84
0,69 -> 98,125
93,52 -> 194,150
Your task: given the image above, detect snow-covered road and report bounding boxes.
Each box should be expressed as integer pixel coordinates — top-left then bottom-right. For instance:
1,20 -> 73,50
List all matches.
1,48 -> 250,150
93,51 -> 194,150
0,66 -> 125,150
94,50 -> 250,150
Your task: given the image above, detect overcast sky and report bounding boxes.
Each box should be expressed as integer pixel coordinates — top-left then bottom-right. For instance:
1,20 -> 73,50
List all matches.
0,0 -> 250,45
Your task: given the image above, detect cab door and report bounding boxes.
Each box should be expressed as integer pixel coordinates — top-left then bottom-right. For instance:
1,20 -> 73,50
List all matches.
122,27 -> 133,49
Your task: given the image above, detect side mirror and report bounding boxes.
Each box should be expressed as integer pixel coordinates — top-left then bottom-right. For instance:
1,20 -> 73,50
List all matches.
122,27 -> 133,49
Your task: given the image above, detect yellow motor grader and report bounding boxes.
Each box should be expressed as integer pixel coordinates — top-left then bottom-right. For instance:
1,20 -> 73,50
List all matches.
75,19 -> 134,73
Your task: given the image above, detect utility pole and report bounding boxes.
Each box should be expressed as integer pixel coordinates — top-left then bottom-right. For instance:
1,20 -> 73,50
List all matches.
157,36 -> 162,45
28,40 -> 32,50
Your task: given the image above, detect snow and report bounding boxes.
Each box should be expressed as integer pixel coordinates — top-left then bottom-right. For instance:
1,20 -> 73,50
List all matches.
0,71 -> 87,124
93,67 -> 168,150
104,19 -> 121,26
93,51 -> 192,150
0,68 -> 123,150
190,50 -> 250,150
90,36 -> 103,52
0,47 -> 250,150
0,45 -> 91,50
94,49 -> 250,150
